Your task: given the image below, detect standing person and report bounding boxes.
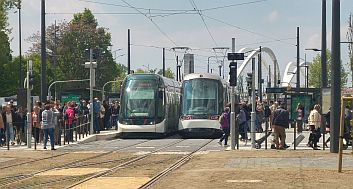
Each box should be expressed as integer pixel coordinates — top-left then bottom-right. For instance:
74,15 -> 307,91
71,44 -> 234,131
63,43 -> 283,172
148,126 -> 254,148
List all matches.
42,103 -> 56,150
218,107 -> 230,146
64,103 -> 75,142
255,99 -> 264,132
103,100 -> 111,130
269,101 -> 279,149
2,105 -> 17,145
238,103 -> 248,141
296,103 -> 304,134
0,109 -> 4,146
32,106 -> 41,144
307,104 -> 321,150
272,102 -> 289,150
15,106 -> 26,145
93,98 -> 100,134
324,107 -> 331,148
99,101 -> 105,131
111,101 -> 119,129
53,102 -> 61,145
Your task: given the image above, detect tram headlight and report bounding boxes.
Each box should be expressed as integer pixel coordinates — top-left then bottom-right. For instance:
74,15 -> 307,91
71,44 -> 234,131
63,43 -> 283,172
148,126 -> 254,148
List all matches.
181,115 -> 193,120
209,115 -> 220,120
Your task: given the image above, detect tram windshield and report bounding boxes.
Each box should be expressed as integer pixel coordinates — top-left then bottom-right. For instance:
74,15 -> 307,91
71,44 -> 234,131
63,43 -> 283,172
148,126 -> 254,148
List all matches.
121,78 -> 157,119
182,79 -> 222,115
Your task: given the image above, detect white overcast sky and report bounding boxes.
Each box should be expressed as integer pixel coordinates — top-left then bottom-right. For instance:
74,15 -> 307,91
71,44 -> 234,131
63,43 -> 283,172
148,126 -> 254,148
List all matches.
7,0 -> 353,85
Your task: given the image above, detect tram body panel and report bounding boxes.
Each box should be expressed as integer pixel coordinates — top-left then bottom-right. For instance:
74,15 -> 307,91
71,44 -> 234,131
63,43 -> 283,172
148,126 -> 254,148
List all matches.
118,74 -> 180,137
179,73 -> 229,136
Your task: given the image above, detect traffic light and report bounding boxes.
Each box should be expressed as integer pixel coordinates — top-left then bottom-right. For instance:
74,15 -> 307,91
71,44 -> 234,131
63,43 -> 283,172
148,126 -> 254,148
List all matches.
28,72 -> 34,89
229,62 -> 237,86
246,73 -> 253,96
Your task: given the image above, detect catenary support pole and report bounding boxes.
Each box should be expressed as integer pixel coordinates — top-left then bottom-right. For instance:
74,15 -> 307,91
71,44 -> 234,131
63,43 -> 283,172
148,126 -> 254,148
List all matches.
296,27 -> 300,94
163,48 -> 165,77
321,0 -> 327,150
19,3 -> 22,88
330,0 -> 341,153
128,29 -> 131,74
90,49 -> 94,135
40,0 -> 46,102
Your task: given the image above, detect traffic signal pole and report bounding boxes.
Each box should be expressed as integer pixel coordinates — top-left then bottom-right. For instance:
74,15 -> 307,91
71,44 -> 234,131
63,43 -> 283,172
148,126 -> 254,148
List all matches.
230,38 -> 236,150
26,60 -> 32,148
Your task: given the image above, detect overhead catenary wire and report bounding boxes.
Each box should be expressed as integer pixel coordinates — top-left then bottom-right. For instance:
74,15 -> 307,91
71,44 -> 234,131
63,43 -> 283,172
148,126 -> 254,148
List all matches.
189,0 -> 218,46
121,0 -> 177,46
203,14 -> 296,46
76,0 -> 270,13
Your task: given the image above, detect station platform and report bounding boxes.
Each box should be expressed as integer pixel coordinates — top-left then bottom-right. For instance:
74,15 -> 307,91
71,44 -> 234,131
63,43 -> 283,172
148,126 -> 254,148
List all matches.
0,130 -> 119,151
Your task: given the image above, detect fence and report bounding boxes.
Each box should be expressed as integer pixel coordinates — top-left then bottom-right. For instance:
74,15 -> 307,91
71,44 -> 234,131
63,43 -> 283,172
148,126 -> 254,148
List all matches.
1,114 -> 119,150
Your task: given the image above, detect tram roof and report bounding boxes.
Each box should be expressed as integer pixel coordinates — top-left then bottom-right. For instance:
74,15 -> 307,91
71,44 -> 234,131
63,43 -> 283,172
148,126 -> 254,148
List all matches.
183,73 -> 223,81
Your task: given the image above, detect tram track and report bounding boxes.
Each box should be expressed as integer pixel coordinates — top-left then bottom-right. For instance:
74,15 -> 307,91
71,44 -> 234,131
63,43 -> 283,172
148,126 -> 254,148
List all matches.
0,139 -> 151,188
0,139 -> 120,170
139,139 -> 214,189
65,139 -> 187,189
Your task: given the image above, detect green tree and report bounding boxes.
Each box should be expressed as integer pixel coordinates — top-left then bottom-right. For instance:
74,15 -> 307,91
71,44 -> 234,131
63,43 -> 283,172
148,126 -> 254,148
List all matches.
134,68 -> 146,73
308,51 -> 348,88
157,68 -> 175,79
28,9 -> 125,96
0,0 -> 21,96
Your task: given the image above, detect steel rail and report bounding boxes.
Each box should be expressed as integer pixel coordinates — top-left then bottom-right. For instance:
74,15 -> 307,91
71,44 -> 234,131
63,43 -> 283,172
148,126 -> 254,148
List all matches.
139,139 -> 214,189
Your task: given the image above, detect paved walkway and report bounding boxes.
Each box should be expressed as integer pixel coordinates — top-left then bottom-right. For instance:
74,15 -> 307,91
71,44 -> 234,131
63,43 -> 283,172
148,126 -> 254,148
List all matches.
0,130 -> 119,151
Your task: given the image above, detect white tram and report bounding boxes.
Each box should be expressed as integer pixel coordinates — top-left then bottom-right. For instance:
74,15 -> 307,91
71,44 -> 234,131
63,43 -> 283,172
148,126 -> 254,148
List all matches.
118,74 -> 181,138
178,73 -> 230,137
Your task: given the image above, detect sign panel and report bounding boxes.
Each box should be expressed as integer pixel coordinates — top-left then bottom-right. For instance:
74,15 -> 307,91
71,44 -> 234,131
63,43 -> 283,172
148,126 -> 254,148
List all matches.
61,94 -> 80,105
266,87 -> 285,93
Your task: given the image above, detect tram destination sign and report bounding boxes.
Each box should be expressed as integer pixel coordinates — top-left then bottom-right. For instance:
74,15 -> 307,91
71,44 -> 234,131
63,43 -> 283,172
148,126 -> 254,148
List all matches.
266,87 -> 285,93
227,53 -> 244,61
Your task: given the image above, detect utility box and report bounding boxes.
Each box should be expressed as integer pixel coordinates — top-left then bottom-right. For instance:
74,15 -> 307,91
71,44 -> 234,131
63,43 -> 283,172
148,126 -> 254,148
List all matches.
184,53 -> 194,75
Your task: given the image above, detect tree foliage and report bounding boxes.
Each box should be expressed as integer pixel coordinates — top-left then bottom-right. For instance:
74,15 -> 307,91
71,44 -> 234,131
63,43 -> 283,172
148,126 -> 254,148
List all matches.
157,68 -> 175,79
27,9 -> 125,97
0,0 -> 20,97
308,51 -> 348,88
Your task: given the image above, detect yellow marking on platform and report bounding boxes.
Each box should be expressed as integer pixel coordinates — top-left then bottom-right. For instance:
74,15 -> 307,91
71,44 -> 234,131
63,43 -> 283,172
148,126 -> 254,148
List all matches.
226,179 -> 263,183
36,168 -> 109,176
72,177 -> 151,189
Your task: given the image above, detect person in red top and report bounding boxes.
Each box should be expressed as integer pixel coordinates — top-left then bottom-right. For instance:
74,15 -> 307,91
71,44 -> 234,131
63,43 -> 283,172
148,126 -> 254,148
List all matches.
32,106 -> 41,144
64,103 -> 75,142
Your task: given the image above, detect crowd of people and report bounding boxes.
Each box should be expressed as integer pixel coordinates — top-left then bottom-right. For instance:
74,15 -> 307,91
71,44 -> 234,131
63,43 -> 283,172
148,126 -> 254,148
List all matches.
217,98 -> 353,150
0,98 -> 120,150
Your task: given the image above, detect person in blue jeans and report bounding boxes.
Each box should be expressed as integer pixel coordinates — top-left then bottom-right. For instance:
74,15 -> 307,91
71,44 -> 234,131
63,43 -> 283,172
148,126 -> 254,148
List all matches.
0,113 -> 4,146
42,102 -> 59,150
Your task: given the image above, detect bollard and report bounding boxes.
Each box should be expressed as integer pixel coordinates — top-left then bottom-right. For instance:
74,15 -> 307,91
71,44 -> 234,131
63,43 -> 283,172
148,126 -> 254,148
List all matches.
6,123 -> 10,150
34,126 -> 37,150
294,120 -> 297,150
63,123 -> 66,145
338,98 -> 345,173
265,118 -> 268,150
